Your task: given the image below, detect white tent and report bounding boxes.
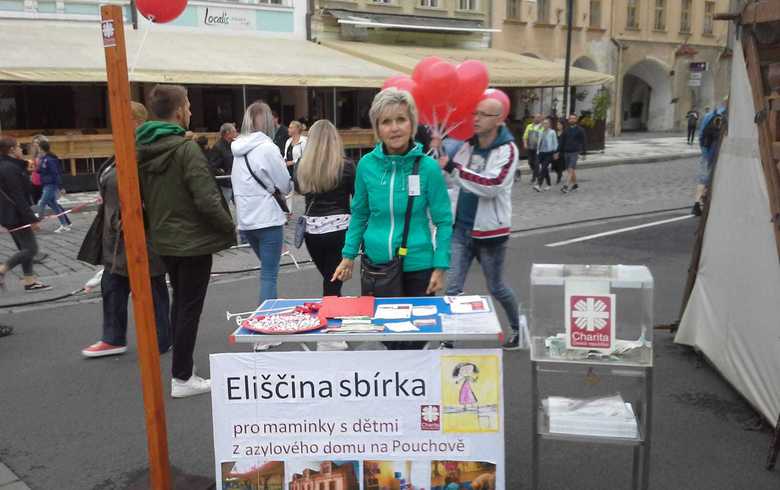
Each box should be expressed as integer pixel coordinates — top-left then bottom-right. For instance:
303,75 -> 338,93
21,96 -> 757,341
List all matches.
675,40 -> 780,423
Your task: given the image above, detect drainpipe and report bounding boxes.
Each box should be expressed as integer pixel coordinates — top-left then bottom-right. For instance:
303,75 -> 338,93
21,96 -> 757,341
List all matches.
609,0 -> 623,136
306,0 -> 315,41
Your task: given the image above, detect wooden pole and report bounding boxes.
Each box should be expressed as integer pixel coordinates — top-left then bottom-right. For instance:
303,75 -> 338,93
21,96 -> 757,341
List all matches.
99,6 -> 172,489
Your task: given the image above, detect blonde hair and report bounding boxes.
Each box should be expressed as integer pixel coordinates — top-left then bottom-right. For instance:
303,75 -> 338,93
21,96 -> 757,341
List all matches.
369,88 -> 418,142
241,101 -> 274,137
289,120 -> 306,133
131,101 -> 148,124
295,120 -> 345,194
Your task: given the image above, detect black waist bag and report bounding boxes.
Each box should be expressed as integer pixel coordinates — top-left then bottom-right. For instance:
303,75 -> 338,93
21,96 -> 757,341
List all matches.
360,156 -> 420,297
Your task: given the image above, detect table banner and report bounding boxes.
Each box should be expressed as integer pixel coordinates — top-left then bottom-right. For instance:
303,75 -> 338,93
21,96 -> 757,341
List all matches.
211,349 -> 504,489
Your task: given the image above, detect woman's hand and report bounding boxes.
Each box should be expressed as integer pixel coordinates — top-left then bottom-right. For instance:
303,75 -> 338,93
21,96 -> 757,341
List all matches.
426,268 -> 446,295
331,258 -> 354,283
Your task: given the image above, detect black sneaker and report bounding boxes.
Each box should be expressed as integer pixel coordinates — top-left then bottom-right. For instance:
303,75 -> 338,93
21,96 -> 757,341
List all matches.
502,333 -> 520,350
440,341 -> 455,349
691,202 -> 702,216
24,282 -> 52,293
570,184 -> 579,192
560,185 -> 569,194
0,324 -> 13,337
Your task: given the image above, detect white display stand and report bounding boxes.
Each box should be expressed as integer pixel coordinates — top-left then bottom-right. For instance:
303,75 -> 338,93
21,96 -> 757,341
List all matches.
529,264 -> 654,490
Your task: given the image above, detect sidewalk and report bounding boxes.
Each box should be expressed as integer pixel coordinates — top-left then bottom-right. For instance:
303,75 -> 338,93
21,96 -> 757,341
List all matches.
0,132 -> 700,309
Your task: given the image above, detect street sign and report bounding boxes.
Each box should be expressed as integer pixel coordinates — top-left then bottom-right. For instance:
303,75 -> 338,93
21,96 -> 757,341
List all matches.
690,62 -> 708,72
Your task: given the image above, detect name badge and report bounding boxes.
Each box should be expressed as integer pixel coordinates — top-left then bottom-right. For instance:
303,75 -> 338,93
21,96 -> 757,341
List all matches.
408,175 -> 421,196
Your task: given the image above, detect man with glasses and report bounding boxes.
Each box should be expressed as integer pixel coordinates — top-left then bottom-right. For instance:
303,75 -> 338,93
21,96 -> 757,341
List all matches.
440,93 -> 522,350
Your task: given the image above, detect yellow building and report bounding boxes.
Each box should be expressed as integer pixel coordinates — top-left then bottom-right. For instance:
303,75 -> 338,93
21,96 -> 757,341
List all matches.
492,0 -> 731,133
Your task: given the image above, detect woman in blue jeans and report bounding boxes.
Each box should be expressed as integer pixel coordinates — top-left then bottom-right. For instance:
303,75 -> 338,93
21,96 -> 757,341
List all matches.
231,102 -> 293,350
35,140 -> 72,233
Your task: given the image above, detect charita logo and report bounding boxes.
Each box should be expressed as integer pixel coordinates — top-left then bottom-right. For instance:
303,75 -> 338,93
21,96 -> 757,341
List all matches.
204,8 -> 231,26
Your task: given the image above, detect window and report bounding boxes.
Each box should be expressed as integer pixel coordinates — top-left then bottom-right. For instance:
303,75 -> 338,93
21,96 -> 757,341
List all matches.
589,0 -> 602,28
704,1 -> 715,34
507,0 -> 520,19
371,0 -> 393,4
680,0 -> 691,33
420,0 -> 439,6
459,0 -> 478,10
537,0 -> 550,23
626,0 -> 639,29
654,0 -> 665,30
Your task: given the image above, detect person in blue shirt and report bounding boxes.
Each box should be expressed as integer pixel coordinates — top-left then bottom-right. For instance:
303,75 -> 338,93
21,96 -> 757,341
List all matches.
35,140 -> 72,233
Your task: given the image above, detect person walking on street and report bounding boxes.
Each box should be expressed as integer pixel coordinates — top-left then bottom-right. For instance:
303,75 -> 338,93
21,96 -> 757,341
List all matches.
551,119 -> 566,184
209,122 -> 238,204
36,140 -> 72,232
28,136 -> 45,203
332,88 -> 453,351
686,108 -> 700,145
0,136 -> 50,292
534,117 -> 558,192
284,120 -> 307,177
440,91 -> 522,350
522,113 -> 543,185
231,101 -> 293,351
559,114 -> 587,193
80,102 -> 171,359
137,85 -> 236,398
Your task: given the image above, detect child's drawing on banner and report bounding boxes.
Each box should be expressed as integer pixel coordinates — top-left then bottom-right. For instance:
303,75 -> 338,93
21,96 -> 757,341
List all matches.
440,355 -> 500,433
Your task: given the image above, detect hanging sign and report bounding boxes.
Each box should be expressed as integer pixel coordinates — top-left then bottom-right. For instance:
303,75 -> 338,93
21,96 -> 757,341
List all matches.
210,350 -> 504,489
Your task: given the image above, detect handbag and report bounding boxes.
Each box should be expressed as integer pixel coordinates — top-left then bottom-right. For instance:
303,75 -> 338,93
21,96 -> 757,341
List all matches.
294,197 -> 315,249
243,155 -> 290,214
77,204 -> 104,266
360,156 -> 421,297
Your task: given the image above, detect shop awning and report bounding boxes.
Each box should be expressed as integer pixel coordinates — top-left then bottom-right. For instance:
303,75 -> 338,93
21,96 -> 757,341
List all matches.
0,21 -> 400,87
323,40 -> 614,87
324,8 -> 500,33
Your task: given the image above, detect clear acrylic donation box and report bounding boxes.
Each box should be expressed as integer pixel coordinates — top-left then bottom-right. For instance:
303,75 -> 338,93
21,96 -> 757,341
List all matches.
529,264 -> 654,490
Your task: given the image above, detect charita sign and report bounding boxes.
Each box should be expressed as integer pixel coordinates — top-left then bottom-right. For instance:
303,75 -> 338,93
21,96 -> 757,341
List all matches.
198,7 -> 256,30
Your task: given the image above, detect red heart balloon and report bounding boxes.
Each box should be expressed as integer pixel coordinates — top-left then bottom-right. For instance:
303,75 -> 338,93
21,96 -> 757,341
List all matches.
137,0 -> 188,24
456,60 -> 490,106
421,61 -> 458,107
412,56 -> 444,83
481,88 -> 511,121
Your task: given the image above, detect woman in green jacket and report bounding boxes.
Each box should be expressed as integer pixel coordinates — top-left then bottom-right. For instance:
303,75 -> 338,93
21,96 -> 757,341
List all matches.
332,88 -> 453,332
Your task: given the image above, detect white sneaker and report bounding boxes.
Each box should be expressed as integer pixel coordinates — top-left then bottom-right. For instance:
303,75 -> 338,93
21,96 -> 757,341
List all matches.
533,184 -> 541,192
253,341 -> 282,351
171,374 -> 211,398
54,225 -> 71,233
543,185 -> 551,191
317,341 -> 349,351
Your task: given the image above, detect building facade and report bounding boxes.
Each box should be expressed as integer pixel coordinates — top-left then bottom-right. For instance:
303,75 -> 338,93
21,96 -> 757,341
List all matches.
492,0 -> 731,133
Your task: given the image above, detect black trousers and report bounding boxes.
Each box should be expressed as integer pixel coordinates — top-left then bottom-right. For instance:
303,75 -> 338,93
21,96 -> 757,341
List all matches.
304,229 -> 347,297
383,268 -> 432,351
7,228 -> 38,276
536,152 -> 553,186
161,254 -> 213,381
527,150 -> 539,182
687,125 -> 697,144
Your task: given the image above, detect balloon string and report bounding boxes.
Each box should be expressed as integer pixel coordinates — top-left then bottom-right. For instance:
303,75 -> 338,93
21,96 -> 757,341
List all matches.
129,17 -> 153,80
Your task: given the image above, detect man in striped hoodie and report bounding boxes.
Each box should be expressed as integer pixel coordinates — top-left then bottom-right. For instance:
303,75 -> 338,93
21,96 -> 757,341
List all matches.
441,93 -> 522,350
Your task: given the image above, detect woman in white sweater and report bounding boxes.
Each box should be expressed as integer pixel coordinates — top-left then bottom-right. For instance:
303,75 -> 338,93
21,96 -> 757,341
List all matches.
231,101 -> 293,308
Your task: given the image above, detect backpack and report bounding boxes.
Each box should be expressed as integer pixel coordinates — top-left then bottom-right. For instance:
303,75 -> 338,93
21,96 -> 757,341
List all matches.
700,115 -> 722,148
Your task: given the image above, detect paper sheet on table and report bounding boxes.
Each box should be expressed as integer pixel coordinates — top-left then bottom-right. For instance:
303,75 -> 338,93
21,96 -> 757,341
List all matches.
441,313 -> 498,334
385,321 -> 419,332
374,304 -> 412,320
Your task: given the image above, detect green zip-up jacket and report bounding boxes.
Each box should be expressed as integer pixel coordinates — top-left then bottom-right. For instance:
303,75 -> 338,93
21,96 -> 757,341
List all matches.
343,142 -> 453,271
136,121 -> 236,257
